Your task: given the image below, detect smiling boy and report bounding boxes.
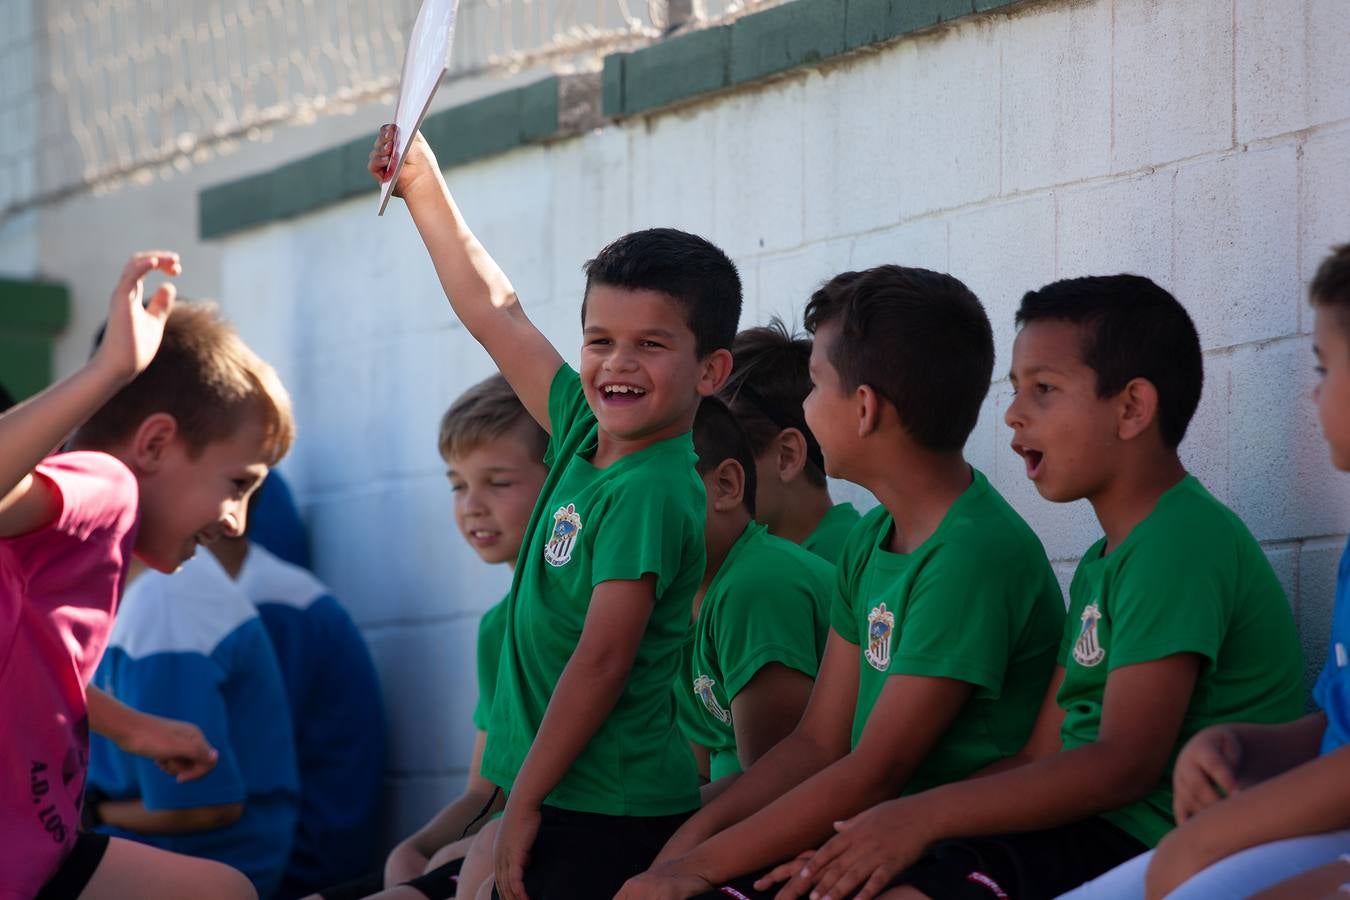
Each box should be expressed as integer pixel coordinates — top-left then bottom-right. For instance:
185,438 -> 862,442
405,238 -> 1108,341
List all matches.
370,127 -> 740,899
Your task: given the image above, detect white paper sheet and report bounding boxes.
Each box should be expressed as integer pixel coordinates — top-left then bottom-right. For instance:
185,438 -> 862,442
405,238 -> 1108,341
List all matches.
378,0 -> 459,215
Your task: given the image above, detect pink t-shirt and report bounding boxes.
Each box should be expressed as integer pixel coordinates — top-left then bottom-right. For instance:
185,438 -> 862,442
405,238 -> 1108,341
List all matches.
0,452 -> 139,898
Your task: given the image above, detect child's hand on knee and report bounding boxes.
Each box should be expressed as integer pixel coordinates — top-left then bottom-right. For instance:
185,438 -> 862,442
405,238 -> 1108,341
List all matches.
1172,725 -> 1243,823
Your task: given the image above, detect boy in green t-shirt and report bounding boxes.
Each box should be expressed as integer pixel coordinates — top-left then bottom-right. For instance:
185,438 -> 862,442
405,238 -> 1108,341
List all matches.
678,397 -> 835,792
720,320 -> 860,563
369,128 -> 740,900
618,266 -> 1065,900
767,275 -> 1305,900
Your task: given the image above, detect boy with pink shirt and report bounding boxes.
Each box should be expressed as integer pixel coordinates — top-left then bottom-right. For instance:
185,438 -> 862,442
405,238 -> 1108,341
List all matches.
0,252 -> 294,900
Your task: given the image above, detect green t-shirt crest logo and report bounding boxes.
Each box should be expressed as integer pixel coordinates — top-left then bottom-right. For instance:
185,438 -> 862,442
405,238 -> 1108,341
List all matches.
693,673 -> 732,725
1072,602 -> 1106,667
865,602 -> 896,671
543,503 -> 583,567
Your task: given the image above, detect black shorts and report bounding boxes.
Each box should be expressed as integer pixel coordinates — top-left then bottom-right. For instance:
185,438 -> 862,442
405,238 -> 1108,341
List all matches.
692,817 -> 1146,900
37,831 -> 110,900
317,857 -> 465,900
492,805 -> 690,900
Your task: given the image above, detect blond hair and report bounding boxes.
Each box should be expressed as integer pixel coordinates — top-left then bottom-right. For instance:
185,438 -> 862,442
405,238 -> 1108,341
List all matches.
438,374 -> 547,463
75,302 -> 294,463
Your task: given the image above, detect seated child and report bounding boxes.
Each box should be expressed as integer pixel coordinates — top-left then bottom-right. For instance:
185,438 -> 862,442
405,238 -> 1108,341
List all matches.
617,265 -> 1065,900
721,319 -> 859,562
225,477 -> 386,897
311,374 -> 549,900
371,126 -> 739,899
763,274 -> 1307,900
87,548 -> 300,897
248,470 -> 312,569
680,397 -> 835,791
1061,246 -> 1350,900
0,252 -> 292,900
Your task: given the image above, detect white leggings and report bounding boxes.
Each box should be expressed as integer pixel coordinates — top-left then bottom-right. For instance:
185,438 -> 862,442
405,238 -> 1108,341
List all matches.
1056,829 -> 1350,899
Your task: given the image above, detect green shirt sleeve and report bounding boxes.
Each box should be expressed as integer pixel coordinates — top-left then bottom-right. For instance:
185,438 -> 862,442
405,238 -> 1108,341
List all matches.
829,507 -> 880,645
1103,535 -> 1228,671
472,599 -> 509,731
588,474 -> 702,596
887,537 -> 1030,698
543,364 -> 589,468
712,561 -> 828,700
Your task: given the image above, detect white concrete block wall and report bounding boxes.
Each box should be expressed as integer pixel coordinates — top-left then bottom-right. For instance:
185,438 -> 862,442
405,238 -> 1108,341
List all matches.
199,0 -> 1350,845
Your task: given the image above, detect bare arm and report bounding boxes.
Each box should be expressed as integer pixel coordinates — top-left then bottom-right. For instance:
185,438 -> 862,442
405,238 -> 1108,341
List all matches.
386,730 -> 504,885
1147,744 -> 1350,898
653,632 -> 862,866
0,253 -> 179,537
87,686 -> 218,782
494,575 -> 658,900
730,663 -> 815,771
371,128 -> 562,430
98,798 -> 242,834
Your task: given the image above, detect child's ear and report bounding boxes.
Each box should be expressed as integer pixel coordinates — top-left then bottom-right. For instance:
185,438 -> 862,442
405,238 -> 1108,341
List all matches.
775,428 -> 809,482
1117,377 -> 1160,442
697,349 -> 734,397
856,384 -> 883,438
128,413 -> 180,474
710,458 -> 746,512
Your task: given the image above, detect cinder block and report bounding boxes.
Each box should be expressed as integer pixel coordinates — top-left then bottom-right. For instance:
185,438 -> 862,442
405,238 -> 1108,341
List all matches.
1055,169 -> 1174,286
1229,338 -> 1350,542
1300,127 -> 1350,327
380,775 -> 462,857
1000,0 -> 1111,192
629,110 -> 719,238
1172,146 -> 1299,350
755,240 -> 854,328
848,217 -> 949,274
800,62 -> 905,242
949,193 -> 1056,376
549,128 -> 632,309
1236,0 -> 1350,142
965,390 -> 1002,486
713,80 -> 805,258
1264,544 -> 1300,613
730,0 -> 847,85
601,52 -> 626,118
1112,0 -> 1232,171
889,20 -> 1001,220
1179,352 -> 1231,504
366,618 -> 480,775
308,478 -> 513,629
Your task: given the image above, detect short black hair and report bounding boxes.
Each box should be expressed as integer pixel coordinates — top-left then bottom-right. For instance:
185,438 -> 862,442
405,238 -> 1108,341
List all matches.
581,228 -> 742,358
1015,274 -> 1203,449
0,380 -> 13,414
693,396 -> 757,517
722,319 -> 826,487
803,266 -> 993,452
1311,244 -> 1350,344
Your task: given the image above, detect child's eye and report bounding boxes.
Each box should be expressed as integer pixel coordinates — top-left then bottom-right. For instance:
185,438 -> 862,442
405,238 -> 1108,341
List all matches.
586,337 -> 611,347
232,479 -> 252,495
1036,382 -> 1054,395
640,340 -> 664,349
448,481 -> 466,493
490,480 -> 516,489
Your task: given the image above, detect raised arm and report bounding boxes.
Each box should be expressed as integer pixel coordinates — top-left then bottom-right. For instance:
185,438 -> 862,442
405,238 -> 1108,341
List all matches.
371,127 -> 563,430
0,252 -> 179,536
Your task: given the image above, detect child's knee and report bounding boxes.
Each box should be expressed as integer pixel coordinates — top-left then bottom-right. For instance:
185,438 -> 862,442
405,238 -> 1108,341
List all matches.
198,862 -> 258,900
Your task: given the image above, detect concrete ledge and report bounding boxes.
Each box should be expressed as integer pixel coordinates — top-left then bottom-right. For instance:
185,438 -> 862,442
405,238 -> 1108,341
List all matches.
201,76 -> 569,240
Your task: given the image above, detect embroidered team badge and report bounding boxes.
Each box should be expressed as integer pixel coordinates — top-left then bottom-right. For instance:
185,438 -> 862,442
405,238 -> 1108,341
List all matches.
1072,602 -> 1106,667
543,503 -> 583,567
864,603 -> 896,671
693,674 -> 732,726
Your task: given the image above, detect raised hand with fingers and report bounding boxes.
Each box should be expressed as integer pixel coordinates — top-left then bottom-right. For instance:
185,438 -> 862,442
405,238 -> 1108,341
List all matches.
94,251 -> 181,385
120,711 -> 220,782
368,124 -> 441,201
1171,725 -> 1244,824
